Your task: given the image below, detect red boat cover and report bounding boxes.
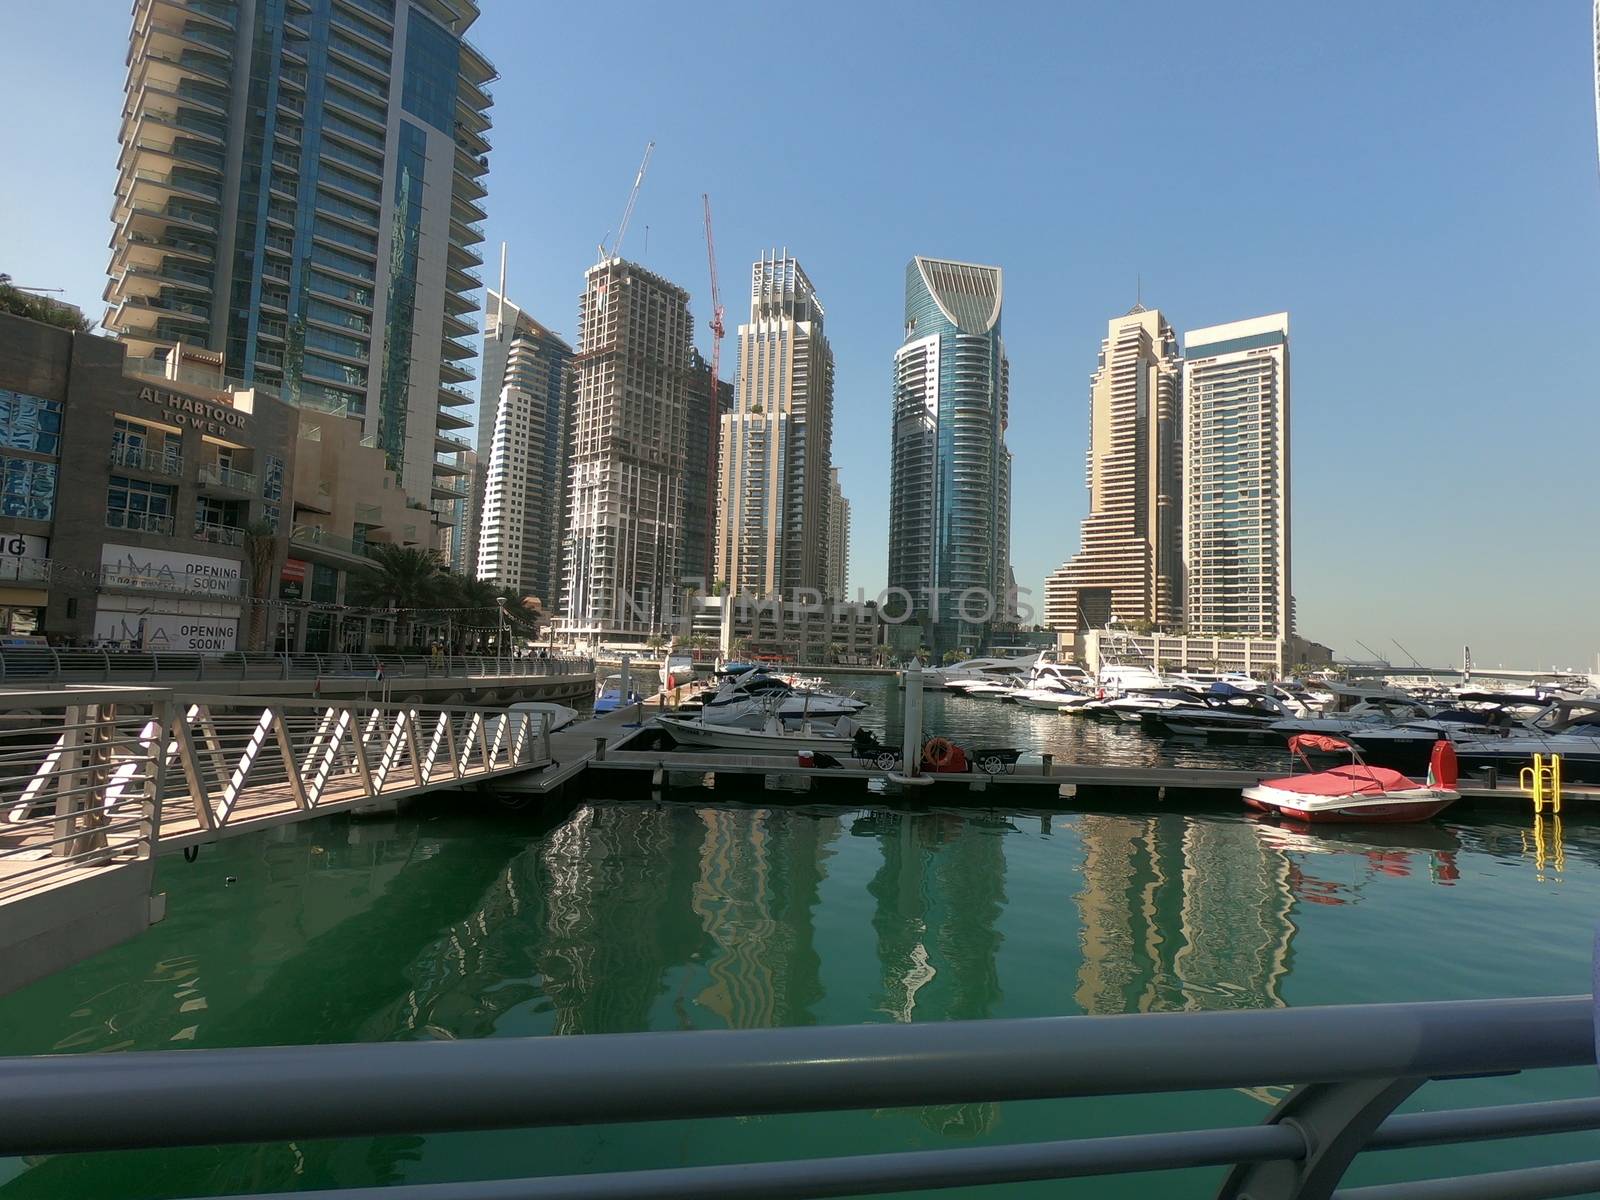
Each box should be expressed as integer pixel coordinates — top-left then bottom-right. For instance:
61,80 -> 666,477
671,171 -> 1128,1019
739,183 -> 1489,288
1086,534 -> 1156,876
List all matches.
1287,733 -> 1354,755
1264,764 -> 1421,797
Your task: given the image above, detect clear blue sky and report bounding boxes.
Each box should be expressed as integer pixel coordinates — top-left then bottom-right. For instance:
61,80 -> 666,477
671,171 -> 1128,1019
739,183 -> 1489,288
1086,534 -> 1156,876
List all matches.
3,1 -> 1596,669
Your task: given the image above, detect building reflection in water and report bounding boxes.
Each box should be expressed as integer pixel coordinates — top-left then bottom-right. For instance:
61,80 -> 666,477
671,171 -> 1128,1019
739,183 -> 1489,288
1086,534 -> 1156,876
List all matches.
1075,813 -> 1294,1015
691,807 -> 840,1028
857,809 -> 1009,1137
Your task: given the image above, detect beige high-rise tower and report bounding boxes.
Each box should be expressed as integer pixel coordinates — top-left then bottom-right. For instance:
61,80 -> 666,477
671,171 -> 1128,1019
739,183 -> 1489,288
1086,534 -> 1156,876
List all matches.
561,259 -> 692,642
1045,305 -> 1183,633
1182,313 -> 1291,638
714,253 -> 834,596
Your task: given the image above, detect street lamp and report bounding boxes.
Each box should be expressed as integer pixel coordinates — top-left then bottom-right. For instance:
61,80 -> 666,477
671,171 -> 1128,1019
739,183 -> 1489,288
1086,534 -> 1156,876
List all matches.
495,595 -> 510,674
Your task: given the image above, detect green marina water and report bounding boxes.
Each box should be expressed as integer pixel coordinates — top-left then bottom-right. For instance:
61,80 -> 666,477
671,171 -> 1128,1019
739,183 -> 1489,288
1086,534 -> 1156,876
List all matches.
2,678 -> 1598,1196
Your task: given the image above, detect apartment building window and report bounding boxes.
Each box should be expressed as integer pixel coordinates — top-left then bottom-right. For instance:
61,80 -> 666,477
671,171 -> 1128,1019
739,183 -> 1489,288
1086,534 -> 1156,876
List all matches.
107,475 -> 174,531
0,390 -> 62,454
0,455 -> 56,520
400,9 -> 459,130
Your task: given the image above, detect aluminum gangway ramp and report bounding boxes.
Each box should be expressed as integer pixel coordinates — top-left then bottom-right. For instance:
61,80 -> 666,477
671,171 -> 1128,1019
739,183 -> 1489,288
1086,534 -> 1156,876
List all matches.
0,686 -> 554,996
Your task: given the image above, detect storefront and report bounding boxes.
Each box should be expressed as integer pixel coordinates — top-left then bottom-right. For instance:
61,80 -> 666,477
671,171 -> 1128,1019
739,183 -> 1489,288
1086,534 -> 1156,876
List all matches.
94,543 -> 244,651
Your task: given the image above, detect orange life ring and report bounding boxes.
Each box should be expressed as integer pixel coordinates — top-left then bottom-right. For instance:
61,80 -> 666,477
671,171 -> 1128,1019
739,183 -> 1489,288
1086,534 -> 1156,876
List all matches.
923,737 -> 961,772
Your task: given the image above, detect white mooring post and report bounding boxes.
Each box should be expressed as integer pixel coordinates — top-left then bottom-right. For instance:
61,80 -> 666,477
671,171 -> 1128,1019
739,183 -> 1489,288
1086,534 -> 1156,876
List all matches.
902,663 -> 923,777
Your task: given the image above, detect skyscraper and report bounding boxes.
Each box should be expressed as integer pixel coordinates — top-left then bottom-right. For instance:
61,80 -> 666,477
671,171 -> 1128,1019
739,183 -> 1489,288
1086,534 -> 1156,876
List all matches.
825,468 -> 850,600
888,257 -> 1010,654
683,347 -> 731,591
103,0 -> 494,535
1182,313 -> 1291,638
714,253 -> 834,597
1044,305 -> 1183,634
474,289 -> 573,604
562,259 -> 692,642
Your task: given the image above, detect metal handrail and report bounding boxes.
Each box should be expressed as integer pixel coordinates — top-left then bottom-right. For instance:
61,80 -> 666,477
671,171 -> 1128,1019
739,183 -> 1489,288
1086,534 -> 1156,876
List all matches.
0,995 -> 1592,1198
0,693 -> 558,927
0,649 -> 592,685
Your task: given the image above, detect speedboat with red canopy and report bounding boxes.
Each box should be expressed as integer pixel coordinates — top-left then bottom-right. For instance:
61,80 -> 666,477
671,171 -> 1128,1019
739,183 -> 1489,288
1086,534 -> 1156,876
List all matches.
1242,734 -> 1459,824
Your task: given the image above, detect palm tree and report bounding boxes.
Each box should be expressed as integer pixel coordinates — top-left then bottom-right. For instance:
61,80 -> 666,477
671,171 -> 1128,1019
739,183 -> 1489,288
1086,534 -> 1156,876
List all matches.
440,574 -> 504,652
348,545 -> 447,648
241,520 -> 279,652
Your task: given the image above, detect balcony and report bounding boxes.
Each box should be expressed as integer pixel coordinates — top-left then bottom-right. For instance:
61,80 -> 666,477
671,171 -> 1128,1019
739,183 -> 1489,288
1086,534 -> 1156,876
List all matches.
198,462 -> 259,494
109,445 -> 183,478
106,509 -> 176,537
193,518 -> 244,546
290,522 -> 373,564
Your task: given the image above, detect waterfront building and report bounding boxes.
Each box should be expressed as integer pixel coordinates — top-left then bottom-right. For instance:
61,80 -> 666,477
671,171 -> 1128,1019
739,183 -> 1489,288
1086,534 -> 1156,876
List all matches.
474,290 -> 573,605
561,259 -> 692,644
1071,626 -> 1332,679
825,467 -> 850,600
1044,305 -> 1183,636
0,309 -> 434,653
714,253 -> 834,597
102,0 -> 495,546
1182,313 -> 1291,639
441,449 -> 474,574
687,594 -> 884,663
888,257 -> 1010,656
682,348 -> 731,592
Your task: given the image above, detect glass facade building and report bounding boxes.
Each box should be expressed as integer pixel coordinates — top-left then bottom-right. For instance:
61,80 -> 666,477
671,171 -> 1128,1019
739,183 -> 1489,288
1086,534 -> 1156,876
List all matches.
888,257 -> 1010,655
104,0 -> 494,538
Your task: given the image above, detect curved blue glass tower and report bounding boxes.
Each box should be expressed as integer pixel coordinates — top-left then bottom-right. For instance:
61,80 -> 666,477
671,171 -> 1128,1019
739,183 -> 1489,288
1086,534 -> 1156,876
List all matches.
888,257 -> 1010,655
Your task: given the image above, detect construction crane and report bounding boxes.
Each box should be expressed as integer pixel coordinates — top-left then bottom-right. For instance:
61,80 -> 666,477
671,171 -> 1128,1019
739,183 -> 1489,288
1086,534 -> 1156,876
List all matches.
597,141 -> 654,264
701,193 -> 726,580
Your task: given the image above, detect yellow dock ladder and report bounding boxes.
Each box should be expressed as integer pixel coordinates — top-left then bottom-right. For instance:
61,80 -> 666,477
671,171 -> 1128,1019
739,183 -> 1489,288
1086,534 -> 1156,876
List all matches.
1519,753 -> 1563,814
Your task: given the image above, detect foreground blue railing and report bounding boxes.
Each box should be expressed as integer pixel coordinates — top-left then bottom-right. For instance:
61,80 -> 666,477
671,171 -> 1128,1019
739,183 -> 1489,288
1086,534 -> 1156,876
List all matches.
1,995 -> 1596,1198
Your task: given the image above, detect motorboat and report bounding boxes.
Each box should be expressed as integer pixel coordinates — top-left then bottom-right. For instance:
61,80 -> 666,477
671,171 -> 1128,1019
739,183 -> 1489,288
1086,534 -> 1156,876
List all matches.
593,673 -> 642,714
655,711 -> 862,752
660,648 -> 696,690
919,652 -> 1042,691
1140,683 -> 1299,738
956,679 -> 1024,700
1010,662 -> 1094,708
1242,735 -> 1459,824
1425,698 -> 1600,788
1103,685 -> 1209,724
697,668 -> 866,725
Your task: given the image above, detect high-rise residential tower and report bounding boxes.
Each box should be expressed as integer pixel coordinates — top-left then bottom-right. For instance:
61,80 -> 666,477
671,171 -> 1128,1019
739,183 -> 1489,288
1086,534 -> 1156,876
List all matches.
1044,305 -> 1183,634
103,0 -> 494,537
562,259 -> 692,643
683,347 -> 731,591
825,468 -> 850,600
1182,313 -> 1291,638
888,257 -> 1010,654
714,253 -> 834,597
474,289 -> 573,604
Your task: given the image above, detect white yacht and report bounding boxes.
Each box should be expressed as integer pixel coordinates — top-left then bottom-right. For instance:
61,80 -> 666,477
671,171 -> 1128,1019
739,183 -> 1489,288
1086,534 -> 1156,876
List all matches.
660,648 -> 695,690
920,651 -> 1042,691
1011,661 -> 1094,709
696,669 -> 866,726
